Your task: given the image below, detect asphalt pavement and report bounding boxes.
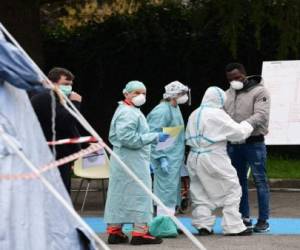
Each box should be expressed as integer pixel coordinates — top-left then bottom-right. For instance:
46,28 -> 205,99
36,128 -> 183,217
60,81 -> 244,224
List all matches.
71,180 -> 300,250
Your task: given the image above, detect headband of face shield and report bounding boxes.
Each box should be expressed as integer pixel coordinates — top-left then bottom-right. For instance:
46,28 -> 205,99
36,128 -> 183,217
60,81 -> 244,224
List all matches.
175,89 -> 191,105
163,81 -> 191,105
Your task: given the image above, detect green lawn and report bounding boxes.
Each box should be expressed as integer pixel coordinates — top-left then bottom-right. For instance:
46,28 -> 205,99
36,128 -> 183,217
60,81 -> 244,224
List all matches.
72,155 -> 300,179
267,156 -> 300,179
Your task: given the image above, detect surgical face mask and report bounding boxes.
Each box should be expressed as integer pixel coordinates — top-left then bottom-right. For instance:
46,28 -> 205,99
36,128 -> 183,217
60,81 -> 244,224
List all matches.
132,94 -> 146,106
59,85 -> 72,96
230,80 -> 244,90
176,94 -> 188,104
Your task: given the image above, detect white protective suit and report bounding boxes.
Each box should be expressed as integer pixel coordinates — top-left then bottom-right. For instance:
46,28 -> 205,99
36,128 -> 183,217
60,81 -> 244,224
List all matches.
185,86 -> 253,234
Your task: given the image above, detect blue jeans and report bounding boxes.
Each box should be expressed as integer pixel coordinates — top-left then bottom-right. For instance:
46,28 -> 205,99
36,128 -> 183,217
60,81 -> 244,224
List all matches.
227,142 -> 270,221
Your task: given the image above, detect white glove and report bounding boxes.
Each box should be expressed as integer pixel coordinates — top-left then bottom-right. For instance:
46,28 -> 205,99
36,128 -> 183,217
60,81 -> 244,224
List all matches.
240,121 -> 254,135
229,121 -> 254,143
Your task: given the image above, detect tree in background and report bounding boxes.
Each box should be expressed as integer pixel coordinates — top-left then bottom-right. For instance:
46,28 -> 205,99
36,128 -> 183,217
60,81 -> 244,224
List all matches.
42,0 -> 300,59
41,0 -> 187,31
40,0 -> 300,137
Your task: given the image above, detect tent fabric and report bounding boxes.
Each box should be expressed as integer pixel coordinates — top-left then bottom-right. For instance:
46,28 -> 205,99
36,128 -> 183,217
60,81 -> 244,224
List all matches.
0,30 -> 97,250
0,30 -> 44,91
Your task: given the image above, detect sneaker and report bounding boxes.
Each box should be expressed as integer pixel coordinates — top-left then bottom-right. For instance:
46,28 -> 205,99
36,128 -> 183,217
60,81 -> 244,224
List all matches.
198,228 -> 213,236
107,233 -> 129,244
130,232 -> 163,245
254,220 -> 270,233
243,218 -> 253,229
225,228 -> 253,236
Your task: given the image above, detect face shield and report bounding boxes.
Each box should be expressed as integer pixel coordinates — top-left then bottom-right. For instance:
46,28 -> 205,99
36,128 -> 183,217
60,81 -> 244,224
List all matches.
163,81 -> 191,105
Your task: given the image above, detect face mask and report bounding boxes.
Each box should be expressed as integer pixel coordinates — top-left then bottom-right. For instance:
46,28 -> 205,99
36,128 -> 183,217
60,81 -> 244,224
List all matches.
132,94 -> 146,106
230,80 -> 244,90
59,85 -> 72,96
176,94 -> 188,104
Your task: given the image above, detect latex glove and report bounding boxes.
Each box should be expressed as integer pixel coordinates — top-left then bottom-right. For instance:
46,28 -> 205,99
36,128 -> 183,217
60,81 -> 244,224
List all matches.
150,164 -> 154,173
159,157 -> 169,174
158,132 -> 170,142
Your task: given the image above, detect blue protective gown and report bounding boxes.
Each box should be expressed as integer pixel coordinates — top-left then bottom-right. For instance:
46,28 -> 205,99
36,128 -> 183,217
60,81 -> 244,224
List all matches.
147,101 -> 185,208
104,102 -> 158,224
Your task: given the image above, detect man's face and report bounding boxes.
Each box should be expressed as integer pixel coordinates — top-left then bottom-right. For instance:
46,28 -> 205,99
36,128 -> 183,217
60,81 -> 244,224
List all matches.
124,89 -> 146,101
56,75 -> 73,86
226,69 -> 246,82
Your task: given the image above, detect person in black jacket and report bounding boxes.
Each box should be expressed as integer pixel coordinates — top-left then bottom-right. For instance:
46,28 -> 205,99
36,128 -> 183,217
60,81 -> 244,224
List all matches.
31,67 -> 82,193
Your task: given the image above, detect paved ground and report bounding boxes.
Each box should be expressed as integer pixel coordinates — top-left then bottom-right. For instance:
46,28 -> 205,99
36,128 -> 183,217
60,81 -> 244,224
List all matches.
97,235 -> 300,250
70,180 -> 300,250
71,182 -> 300,218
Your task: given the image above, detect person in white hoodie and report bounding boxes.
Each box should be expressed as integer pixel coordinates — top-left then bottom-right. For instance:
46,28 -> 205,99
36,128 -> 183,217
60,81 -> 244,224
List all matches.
185,86 -> 253,236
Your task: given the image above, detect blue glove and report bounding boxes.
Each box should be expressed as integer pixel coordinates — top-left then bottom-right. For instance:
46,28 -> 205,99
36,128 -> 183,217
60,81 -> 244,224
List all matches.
158,132 -> 170,142
150,164 -> 154,174
160,157 -> 169,174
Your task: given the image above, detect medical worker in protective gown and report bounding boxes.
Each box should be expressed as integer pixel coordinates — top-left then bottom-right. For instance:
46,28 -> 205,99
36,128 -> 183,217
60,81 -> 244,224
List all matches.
104,81 -> 169,245
147,81 -> 188,216
185,86 -> 253,236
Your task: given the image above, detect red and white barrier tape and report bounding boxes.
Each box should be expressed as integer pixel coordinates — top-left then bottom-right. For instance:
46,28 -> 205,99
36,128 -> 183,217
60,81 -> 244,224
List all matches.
47,136 -> 97,145
0,143 -> 102,180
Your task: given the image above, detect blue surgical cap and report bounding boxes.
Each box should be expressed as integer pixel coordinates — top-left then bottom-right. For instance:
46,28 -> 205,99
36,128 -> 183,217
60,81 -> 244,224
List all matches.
123,80 -> 146,94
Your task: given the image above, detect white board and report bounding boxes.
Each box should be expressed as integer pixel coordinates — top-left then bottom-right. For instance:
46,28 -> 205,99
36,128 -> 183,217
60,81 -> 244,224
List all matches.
262,60 -> 300,145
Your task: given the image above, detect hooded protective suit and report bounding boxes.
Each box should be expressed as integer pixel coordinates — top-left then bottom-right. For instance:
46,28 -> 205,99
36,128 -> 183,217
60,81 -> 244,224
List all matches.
185,86 -> 253,234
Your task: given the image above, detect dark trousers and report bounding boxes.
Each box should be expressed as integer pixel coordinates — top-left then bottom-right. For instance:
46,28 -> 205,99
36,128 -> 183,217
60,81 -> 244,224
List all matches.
58,162 -> 72,194
227,142 -> 270,221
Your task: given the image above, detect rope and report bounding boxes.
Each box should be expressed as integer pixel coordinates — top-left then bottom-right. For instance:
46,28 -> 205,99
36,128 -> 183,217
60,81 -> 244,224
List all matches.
50,89 -> 57,158
0,23 -> 110,250
47,136 -> 97,145
0,128 -> 109,250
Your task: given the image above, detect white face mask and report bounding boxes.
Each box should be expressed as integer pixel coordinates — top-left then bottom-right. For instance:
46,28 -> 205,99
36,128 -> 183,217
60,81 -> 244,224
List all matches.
176,94 -> 189,104
132,94 -> 146,106
230,80 -> 244,90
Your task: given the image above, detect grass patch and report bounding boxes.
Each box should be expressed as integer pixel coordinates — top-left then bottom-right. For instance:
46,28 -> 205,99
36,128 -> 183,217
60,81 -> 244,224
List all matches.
267,156 -> 300,179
